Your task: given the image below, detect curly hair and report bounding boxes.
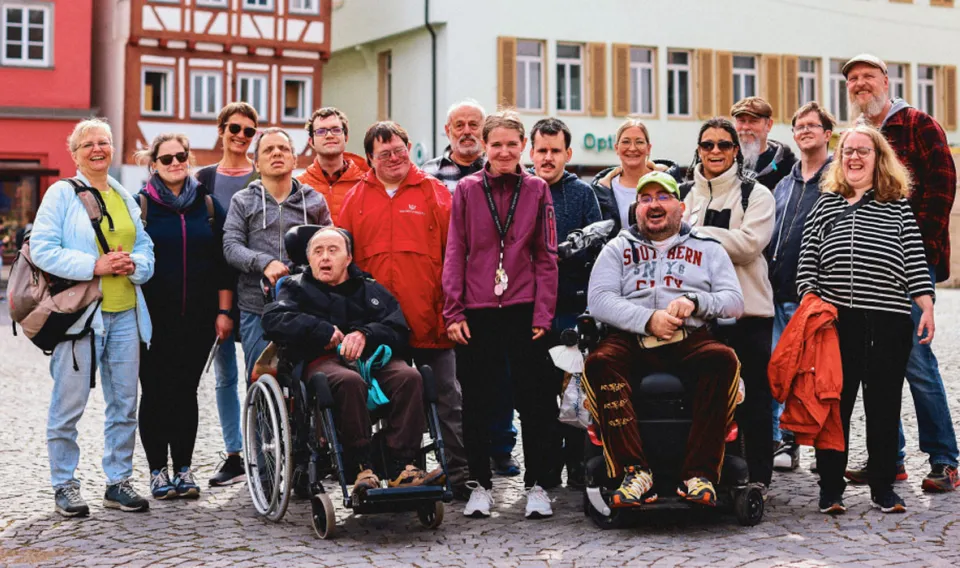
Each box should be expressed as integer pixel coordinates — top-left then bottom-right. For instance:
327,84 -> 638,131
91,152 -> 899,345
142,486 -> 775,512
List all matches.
820,125 -> 911,203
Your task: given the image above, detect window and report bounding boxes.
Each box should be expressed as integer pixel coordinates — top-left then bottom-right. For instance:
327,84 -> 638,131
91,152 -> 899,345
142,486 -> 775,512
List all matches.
195,0 -> 228,6
243,0 -> 273,10
629,47 -> 655,116
282,76 -> 311,122
732,55 -> 757,102
142,68 -> 174,116
2,4 -> 52,66
237,74 -> 268,119
918,65 -> 937,117
191,71 -> 221,119
798,58 -> 818,106
667,50 -> 692,117
377,51 -> 391,120
556,43 -> 583,112
829,60 -> 848,123
289,0 -> 319,14
516,40 -> 543,111
888,63 -> 907,100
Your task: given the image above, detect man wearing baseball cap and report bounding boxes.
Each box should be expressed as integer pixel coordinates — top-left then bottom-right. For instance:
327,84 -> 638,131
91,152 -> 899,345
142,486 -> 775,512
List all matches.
731,96 -> 797,191
583,171 -> 744,508
843,53 -> 960,493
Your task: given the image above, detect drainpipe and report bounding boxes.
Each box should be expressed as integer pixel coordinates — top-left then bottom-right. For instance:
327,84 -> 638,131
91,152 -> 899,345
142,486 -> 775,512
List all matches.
425,0 -> 437,157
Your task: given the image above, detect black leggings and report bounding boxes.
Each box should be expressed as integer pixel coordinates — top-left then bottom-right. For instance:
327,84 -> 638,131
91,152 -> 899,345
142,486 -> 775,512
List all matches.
139,316 -> 211,472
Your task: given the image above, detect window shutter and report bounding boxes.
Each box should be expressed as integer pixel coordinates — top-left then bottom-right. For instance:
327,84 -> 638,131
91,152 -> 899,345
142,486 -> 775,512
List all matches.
761,54 -> 782,122
612,43 -> 630,117
944,65 -> 957,131
696,49 -> 714,119
497,36 -> 517,108
588,42 -> 607,116
782,55 -> 799,123
716,51 -> 733,117
930,0 -> 952,5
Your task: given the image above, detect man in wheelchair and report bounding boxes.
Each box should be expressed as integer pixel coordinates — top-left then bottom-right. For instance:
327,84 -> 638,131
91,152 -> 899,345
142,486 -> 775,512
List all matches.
261,227 -> 443,497
584,171 -> 744,508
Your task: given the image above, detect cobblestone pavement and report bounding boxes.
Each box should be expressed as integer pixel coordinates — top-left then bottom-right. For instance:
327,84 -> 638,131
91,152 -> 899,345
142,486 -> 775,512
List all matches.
2,294 -> 960,568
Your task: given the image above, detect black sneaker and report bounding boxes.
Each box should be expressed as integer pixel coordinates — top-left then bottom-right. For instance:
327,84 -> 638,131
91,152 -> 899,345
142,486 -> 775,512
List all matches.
818,492 -> 846,515
54,483 -> 90,518
491,454 -> 520,477
104,479 -> 149,512
871,490 -> 907,513
845,462 -> 907,484
209,453 -> 246,487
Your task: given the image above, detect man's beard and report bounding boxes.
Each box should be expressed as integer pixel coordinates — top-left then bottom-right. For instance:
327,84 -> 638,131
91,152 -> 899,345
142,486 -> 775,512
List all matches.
740,138 -> 762,171
452,135 -> 482,158
641,209 -> 683,241
849,92 -> 886,120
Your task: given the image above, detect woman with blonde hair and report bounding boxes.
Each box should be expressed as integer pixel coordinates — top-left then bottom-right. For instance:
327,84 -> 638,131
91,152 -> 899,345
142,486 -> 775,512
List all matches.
796,124 -> 934,515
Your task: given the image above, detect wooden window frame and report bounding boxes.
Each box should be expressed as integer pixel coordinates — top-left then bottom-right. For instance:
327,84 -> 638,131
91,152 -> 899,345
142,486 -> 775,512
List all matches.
516,39 -> 546,113
666,49 -> 693,119
0,3 -> 53,68
555,42 -> 585,114
141,66 -> 175,117
280,75 -> 312,123
237,73 -> 269,119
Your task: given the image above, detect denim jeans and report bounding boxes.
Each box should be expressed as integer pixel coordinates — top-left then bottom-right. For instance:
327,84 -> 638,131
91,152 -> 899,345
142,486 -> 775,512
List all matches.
239,311 -> 271,385
897,265 -> 959,468
48,309 -> 140,488
771,301 -> 799,443
213,332 -> 243,454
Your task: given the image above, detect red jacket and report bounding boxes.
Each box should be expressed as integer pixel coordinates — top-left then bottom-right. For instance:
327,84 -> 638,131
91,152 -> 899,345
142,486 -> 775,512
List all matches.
297,152 -> 369,225
338,166 -> 453,350
768,294 -> 844,452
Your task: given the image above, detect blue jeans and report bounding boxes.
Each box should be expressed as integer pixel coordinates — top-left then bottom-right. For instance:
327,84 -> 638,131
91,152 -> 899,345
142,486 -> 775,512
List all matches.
240,311 -> 271,385
213,332 -> 243,454
48,309 -> 140,488
771,301 -> 799,443
897,265 -> 958,467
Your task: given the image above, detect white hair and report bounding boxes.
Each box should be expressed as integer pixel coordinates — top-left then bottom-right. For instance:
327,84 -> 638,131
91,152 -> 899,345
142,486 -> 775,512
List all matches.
67,118 -> 113,153
445,99 -> 486,123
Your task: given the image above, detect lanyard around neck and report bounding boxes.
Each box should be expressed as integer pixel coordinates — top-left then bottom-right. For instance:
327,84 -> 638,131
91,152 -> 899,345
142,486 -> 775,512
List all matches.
481,171 -> 523,246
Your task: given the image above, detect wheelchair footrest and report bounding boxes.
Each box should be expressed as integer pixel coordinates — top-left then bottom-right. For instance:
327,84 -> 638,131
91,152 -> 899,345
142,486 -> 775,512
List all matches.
352,485 -> 446,514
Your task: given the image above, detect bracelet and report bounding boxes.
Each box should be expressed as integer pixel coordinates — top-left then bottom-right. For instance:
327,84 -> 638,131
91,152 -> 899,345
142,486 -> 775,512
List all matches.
218,309 -> 231,316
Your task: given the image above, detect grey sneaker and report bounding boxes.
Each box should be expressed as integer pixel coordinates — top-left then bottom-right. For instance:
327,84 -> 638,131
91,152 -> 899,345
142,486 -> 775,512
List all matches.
54,483 -> 90,517
104,479 -> 149,512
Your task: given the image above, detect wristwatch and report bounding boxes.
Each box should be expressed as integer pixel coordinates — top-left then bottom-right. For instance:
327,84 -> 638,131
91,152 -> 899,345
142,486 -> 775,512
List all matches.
217,309 -> 231,316
682,293 -> 700,315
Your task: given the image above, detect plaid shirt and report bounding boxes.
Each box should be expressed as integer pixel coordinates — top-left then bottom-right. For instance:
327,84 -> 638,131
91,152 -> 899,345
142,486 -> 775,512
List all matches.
421,146 -> 485,194
881,106 -> 957,282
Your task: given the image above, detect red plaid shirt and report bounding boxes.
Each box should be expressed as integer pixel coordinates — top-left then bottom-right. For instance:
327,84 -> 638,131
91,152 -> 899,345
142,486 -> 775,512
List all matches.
882,107 -> 958,282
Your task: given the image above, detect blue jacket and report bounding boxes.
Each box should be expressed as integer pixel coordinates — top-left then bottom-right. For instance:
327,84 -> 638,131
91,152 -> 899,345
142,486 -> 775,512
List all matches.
764,157 -> 832,304
30,172 -> 155,344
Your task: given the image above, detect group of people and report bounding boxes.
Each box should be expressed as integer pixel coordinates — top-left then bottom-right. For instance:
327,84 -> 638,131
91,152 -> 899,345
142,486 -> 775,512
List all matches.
31,53 -> 957,523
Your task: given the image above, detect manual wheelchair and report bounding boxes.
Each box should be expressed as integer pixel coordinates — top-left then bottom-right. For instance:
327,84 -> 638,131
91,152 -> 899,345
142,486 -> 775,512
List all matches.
241,225 -> 453,539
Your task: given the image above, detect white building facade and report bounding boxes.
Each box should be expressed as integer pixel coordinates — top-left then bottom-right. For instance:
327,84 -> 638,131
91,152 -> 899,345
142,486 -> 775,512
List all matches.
322,0 -> 960,172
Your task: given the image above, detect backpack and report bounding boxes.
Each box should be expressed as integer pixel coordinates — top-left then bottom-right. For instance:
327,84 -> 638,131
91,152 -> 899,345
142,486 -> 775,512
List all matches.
679,179 -> 754,212
7,178 -> 112,386
137,193 -> 215,228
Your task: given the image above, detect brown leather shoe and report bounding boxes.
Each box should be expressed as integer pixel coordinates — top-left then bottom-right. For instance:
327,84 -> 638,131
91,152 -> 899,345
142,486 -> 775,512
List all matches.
352,469 -> 380,496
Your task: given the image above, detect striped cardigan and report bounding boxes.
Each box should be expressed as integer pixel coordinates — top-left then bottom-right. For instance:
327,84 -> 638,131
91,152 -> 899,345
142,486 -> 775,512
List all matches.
796,190 -> 933,315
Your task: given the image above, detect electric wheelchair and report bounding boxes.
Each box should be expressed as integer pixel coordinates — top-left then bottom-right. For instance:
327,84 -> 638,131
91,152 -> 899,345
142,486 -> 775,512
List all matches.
241,225 -> 453,539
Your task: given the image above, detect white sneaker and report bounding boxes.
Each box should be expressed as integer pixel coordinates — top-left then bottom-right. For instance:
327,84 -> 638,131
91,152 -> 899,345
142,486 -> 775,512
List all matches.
463,481 -> 493,518
524,484 -> 553,519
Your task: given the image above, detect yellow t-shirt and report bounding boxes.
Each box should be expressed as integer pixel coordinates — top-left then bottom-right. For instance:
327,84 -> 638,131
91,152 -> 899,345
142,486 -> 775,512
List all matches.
97,189 -> 137,313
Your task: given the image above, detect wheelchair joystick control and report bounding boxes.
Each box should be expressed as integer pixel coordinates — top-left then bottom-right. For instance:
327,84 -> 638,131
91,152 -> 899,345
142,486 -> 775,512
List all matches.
560,328 -> 579,347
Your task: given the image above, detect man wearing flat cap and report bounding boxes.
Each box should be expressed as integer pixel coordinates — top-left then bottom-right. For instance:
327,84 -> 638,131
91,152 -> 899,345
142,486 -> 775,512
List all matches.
730,96 -> 797,190
842,53 -> 960,494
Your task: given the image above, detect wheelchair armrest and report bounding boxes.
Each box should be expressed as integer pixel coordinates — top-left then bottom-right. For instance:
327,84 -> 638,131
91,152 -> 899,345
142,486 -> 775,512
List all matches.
418,365 -> 438,405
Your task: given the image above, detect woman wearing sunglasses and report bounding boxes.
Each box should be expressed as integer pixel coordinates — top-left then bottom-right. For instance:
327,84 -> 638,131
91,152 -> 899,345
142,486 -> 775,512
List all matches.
682,117 -> 776,490
134,133 -> 234,501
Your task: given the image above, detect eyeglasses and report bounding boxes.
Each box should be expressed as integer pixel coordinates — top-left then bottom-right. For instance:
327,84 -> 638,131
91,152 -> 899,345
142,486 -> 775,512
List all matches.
637,193 -> 676,204
698,140 -> 736,152
79,141 -> 112,151
157,152 -> 189,166
227,123 -> 258,138
373,147 -> 409,161
841,146 -> 874,158
791,124 -> 825,133
314,126 -> 344,137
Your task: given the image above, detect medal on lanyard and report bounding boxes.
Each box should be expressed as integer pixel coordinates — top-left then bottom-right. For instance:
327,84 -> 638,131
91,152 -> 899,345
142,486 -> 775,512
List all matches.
494,243 -> 509,296
482,172 -> 521,298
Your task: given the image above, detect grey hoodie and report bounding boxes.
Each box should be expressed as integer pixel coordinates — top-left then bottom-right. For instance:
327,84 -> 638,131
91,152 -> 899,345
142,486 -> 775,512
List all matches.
588,224 -> 744,335
223,178 -> 332,314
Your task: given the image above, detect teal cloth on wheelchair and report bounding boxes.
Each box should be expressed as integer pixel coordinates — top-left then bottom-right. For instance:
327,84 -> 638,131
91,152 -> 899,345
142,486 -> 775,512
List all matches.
339,343 -> 392,411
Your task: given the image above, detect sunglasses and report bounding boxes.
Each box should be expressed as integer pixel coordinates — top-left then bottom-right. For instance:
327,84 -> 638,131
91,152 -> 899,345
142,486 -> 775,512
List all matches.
698,140 -> 737,152
157,152 -> 189,166
227,123 -> 258,138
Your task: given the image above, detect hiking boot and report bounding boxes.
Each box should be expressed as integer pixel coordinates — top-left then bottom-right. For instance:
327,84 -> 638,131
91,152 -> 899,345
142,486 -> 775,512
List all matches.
818,492 -> 846,515
845,462 -> 907,484
208,453 -> 245,487
773,441 -> 800,471
611,466 -> 657,508
524,485 -> 553,519
54,483 -> 89,518
173,467 -> 200,499
352,469 -> 380,499
150,468 -> 176,500
104,479 -> 149,512
677,477 -> 717,507
922,464 -> 960,493
463,481 -> 494,517
387,464 -> 445,488
871,490 -> 907,513
491,454 -> 520,476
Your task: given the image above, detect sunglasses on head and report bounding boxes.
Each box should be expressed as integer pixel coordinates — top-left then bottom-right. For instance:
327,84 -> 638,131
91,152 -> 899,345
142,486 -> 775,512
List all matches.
698,140 -> 736,152
157,152 -> 189,166
227,123 -> 258,138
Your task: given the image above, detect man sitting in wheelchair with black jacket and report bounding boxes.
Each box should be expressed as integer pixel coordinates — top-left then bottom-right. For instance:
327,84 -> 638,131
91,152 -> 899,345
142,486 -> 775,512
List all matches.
261,226 -> 443,496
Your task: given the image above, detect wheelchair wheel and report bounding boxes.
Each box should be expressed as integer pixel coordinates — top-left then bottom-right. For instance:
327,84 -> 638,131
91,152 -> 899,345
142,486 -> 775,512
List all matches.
417,501 -> 444,529
310,493 -> 336,539
734,485 -> 764,526
242,374 -> 293,522
583,491 -> 628,530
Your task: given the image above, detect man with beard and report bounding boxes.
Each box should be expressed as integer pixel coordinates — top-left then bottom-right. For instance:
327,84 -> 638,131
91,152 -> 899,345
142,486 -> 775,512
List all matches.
842,53 -> 960,493
585,171 -> 744,507
731,97 -> 797,190
297,107 -> 369,224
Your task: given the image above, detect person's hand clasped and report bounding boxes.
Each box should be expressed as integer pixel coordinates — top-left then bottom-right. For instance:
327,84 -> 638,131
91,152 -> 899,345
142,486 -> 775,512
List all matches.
326,326 -> 345,351
646,310 -> 683,341
339,331 -> 366,362
94,245 -> 135,276
666,296 -> 696,319
263,260 -> 290,286
447,320 -> 471,345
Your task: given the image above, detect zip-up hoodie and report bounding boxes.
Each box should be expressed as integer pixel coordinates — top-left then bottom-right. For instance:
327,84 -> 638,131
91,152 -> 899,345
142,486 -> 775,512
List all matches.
587,224 -> 744,335
296,152 -> 369,224
765,156 -> 832,304
682,164 -> 775,318
750,138 -> 797,191
223,178 -> 332,314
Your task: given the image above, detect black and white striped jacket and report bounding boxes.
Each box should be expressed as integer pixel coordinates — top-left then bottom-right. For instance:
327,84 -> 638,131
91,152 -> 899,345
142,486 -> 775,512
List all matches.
796,190 -> 934,315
